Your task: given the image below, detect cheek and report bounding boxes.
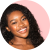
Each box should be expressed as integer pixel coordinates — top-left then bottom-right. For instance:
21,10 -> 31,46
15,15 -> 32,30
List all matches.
24,20 -> 29,26
9,25 -> 17,31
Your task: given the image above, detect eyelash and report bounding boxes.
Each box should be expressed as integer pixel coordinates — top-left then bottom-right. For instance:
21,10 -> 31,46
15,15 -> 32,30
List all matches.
22,18 -> 27,21
12,18 -> 26,24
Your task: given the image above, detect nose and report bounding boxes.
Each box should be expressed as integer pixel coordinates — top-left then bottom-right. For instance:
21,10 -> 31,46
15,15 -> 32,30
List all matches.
18,21 -> 24,27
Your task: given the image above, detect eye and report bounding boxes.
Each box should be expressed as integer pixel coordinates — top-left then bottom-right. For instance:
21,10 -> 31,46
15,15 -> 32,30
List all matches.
12,22 -> 17,24
23,18 -> 26,20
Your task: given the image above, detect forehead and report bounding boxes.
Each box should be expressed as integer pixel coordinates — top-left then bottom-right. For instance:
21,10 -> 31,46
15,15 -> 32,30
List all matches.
7,10 -> 24,20
9,10 -> 23,16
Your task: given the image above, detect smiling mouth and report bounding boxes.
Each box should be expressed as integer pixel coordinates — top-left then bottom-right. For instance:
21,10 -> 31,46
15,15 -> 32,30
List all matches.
17,27 -> 27,33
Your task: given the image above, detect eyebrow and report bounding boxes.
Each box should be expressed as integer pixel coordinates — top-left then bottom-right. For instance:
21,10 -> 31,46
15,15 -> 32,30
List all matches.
10,15 -> 25,23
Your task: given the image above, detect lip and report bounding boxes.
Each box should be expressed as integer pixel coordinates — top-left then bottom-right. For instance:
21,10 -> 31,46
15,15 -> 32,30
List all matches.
17,27 -> 27,32
19,28 -> 27,34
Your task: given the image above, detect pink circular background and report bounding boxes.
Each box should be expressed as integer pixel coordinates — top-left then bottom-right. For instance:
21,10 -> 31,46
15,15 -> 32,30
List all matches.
13,0 -> 50,39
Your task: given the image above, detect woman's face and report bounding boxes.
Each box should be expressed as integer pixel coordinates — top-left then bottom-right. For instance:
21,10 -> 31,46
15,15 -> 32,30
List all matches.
6,11 -> 29,38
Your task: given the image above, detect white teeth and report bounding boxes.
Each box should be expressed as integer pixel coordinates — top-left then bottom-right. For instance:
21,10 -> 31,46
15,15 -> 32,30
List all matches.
18,28 -> 26,32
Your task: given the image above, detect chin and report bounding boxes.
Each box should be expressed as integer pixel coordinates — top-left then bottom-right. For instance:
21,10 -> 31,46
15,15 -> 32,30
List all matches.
20,34 -> 28,39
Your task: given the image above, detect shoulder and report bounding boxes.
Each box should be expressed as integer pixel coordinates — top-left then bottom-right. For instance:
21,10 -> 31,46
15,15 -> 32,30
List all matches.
27,44 -> 35,49
31,45 -> 35,49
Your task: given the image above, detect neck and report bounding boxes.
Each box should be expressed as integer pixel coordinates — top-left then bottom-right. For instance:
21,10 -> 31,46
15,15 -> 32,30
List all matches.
11,37 -> 30,45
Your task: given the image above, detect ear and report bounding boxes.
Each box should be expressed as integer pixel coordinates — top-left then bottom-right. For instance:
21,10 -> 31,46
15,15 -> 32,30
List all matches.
6,27 -> 10,32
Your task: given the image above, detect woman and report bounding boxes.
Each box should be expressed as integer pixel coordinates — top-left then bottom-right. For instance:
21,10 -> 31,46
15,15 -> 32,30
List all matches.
1,4 -> 44,49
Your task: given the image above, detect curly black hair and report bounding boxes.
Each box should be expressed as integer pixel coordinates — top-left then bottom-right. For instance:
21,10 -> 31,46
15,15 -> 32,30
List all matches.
1,3 -> 44,47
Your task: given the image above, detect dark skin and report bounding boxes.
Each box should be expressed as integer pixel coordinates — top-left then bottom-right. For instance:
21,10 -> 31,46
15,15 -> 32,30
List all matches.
6,11 -> 34,50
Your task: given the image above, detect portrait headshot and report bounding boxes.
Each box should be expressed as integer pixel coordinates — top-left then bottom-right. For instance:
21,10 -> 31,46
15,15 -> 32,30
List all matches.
1,3 -> 44,50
